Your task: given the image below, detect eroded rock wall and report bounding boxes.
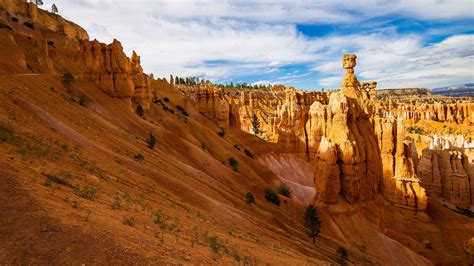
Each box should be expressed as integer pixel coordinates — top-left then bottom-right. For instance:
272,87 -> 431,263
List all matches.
417,136 -> 473,206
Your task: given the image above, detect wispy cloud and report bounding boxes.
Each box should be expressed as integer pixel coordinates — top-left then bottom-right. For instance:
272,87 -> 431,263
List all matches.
43,0 -> 473,89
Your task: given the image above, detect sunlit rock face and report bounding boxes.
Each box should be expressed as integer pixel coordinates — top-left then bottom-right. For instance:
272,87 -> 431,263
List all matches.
418,135 -> 474,207
83,40 -> 152,108
194,83 -> 230,128
375,117 -> 427,210
309,90 -> 381,204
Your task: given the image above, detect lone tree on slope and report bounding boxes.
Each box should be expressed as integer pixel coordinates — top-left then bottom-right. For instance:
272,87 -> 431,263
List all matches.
251,114 -> 260,135
61,72 -> 74,93
51,4 -> 58,14
135,104 -> 144,118
304,204 -> 321,245
147,131 -> 157,149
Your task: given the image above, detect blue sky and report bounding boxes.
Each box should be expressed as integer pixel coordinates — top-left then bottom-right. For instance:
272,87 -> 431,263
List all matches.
42,0 -> 473,90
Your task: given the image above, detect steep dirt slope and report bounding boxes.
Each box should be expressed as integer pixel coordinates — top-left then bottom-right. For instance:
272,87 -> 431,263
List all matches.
0,74 -> 328,264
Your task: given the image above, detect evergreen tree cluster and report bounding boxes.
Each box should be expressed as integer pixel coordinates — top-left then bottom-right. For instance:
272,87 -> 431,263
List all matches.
174,76 -> 209,85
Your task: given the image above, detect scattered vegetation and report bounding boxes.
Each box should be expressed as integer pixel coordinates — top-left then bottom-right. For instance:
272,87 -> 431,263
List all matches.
251,114 -> 260,134
43,178 -> 52,187
74,185 -> 97,200
217,130 -> 225,137
228,157 -> 238,171
61,72 -> 74,93
47,40 -> 55,47
163,97 -> 169,102
23,21 -> 35,30
122,216 -> 136,227
264,188 -> 280,206
337,246 -> 348,265
133,153 -> 144,161
42,172 -> 74,188
278,184 -> 291,197
51,3 -> 58,14
17,137 -> 50,157
147,131 -> 157,149
406,125 -> 426,135
0,23 -> 13,31
208,235 -> 221,254
154,211 -> 167,229
454,206 -> 474,218
111,196 -> 122,210
33,0 -> 44,6
245,192 -> 255,204
304,204 -> 322,245
135,104 -> 144,117
78,94 -> 86,106
0,122 -> 18,144
244,149 -> 254,158
174,76 -> 207,85
176,105 -> 188,116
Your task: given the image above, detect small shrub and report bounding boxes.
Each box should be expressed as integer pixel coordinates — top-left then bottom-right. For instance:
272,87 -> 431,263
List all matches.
61,72 -> 74,93
217,130 -> 225,137
74,185 -> 97,200
264,188 -> 280,206
147,131 -> 157,149
133,153 -> 144,161
245,192 -> 255,204
23,21 -> 35,30
0,122 -> 19,144
111,197 -> 122,210
11,17 -> 18,23
163,97 -> 169,102
79,94 -> 86,106
229,157 -> 238,171
0,23 -> 13,31
47,40 -> 55,47
122,216 -> 136,227
244,149 -> 254,158
43,178 -> 52,187
337,246 -> 348,265
44,172 -> 73,188
135,104 -> 144,117
278,184 -> 291,197
176,105 -> 188,116
207,235 -> 221,253
154,211 -> 167,229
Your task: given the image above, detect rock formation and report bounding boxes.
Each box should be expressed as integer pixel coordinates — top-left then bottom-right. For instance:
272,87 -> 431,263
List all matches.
417,136 -> 473,206
194,83 -> 230,128
376,117 -> 427,210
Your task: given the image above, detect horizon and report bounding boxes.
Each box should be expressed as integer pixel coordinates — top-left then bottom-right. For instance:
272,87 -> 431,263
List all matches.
41,0 -> 473,90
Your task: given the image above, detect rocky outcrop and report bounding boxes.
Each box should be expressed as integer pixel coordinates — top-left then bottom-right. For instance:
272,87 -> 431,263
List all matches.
195,84 -> 230,128
313,137 -> 340,204
274,88 -> 310,155
82,40 -> 152,107
131,51 -> 152,108
417,136 -> 473,206
0,0 -> 88,40
83,39 -> 134,98
376,117 -> 427,210
377,99 -> 473,125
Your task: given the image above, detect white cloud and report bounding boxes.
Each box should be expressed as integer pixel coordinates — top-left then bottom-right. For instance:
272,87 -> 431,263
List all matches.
41,0 -> 473,89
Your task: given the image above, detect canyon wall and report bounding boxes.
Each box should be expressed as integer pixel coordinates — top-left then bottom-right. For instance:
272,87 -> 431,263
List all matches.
0,0 -> 152,108
182,54 -> 473,211
418,136 -> 474,207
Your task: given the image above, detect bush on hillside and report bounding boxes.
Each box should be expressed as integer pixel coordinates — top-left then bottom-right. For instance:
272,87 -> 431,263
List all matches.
264,188 -> 280,206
